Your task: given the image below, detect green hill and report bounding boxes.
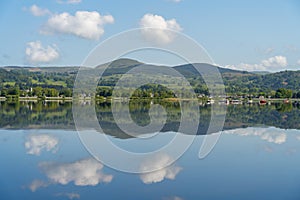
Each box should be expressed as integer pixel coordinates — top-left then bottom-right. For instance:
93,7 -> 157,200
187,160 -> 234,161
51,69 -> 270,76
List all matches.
1,58 -> 300,97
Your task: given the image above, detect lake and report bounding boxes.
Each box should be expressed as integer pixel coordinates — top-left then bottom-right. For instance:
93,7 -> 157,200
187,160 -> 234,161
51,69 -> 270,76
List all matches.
1,101 -> 300,199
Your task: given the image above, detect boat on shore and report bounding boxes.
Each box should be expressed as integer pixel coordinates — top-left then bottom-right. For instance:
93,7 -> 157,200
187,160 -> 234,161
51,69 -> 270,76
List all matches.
259,99 -> 267,105
259,96 -> 267,105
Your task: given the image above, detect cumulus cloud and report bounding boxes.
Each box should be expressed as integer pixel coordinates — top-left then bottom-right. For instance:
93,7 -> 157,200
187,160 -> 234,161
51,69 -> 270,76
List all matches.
224,127 -> 287,144
26,41 -> 59,64
28,4 -> 51,16
57,0 -> 82,4
224,55 -> 288,71
139,154 -> 182,184
25,134 -> 59,155
39,158 -> 113,186
41,11 -> 114,40
139,14 -> 182,44
28,179 -> 49,192
261,56 -> 288,68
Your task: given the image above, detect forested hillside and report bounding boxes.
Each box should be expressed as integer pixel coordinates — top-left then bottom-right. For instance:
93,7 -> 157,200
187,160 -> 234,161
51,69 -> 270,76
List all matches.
1,59 -> 300,98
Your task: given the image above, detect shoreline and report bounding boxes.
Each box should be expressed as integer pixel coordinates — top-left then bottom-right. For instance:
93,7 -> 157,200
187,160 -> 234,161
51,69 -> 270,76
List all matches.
0,96 -> 300,103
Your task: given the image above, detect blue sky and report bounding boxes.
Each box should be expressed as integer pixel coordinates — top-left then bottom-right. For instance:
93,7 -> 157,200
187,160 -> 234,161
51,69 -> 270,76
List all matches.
0,0 -> 300,71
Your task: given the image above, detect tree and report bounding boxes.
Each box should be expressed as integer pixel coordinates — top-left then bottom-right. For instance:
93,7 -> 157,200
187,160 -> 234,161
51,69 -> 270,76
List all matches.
60,88 -> 72,97
44,88 -> 59,97
33,87 -> 43,97
7,87 -> 20,96
0,89 -> 7,97
275,88 -> 293,98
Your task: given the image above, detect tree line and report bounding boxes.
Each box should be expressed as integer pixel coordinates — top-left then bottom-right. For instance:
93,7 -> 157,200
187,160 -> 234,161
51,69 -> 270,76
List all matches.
0,86 -> 72,98
1,66 -> 300,99
1,85 -> 299,99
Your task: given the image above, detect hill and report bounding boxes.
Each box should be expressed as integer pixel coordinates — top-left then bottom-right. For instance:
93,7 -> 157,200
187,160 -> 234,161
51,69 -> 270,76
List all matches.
1,59 -> 300,97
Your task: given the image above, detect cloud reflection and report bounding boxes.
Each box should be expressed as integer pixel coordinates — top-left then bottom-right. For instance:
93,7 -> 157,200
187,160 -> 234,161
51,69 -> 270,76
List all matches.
224,127 -> 287,144
139,154 -> 182,184
39,158 -> 113,186
28,179 -> 49,192
25,134 -> 58,155
163,196 -> 184,200
55,192 -> 80,199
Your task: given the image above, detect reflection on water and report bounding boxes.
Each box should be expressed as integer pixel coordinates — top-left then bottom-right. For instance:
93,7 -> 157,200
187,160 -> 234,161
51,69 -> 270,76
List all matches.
224,127 -> 287,144
54,192 -> 80,199
0,127 -> 300,199
1,102 -> 300,199
1,101 -> 300,134
139,154 -> 182,184
25,134 -> 59,155
28,179 -> 49,192
38,158 -> 113,186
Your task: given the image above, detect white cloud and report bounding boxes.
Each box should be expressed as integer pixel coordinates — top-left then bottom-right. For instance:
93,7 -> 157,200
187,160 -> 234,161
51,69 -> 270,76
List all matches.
26,41 -> 59,64
57,0 -> 82,4
224,55 -> 288,71
261,55 -> 288,68
41,11 -> 114,40
25,134 -> 59,155
139,154 -> 182,184
28,4 -> 51,16
224,127 -> 287,144
39,158 -> 113,186
28,179 -> 49,192
297,60 -> 300,65
225,63 -> 264,71
139,14 -> 182,44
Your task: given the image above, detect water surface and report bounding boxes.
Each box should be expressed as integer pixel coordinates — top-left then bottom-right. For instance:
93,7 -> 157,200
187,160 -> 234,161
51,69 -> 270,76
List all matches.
1,101 -> 300,199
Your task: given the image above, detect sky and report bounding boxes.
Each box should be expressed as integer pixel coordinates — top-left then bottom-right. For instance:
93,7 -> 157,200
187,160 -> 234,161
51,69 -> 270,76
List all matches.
0,0 -> 300,71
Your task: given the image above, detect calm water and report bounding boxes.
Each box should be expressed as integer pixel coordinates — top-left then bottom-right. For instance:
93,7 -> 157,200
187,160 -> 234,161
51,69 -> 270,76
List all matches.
1,101 -> 300,199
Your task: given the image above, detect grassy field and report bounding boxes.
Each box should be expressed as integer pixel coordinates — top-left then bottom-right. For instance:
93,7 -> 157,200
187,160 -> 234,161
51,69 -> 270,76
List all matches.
23,79 -> 67,87
45,80 -> 67,87
3,82 -> 15,86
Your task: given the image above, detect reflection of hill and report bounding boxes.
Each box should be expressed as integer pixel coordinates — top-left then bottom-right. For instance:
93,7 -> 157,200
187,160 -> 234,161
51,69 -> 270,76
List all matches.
0,101 -> 300,138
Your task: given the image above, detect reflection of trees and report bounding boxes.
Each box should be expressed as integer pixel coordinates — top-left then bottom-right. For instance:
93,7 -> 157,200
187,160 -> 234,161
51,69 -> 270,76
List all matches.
0,101 -> 73,129
0,101 -> 300,137
225,103 -> 300,130
275,103 -> 293,113
97,102 -> 300,135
